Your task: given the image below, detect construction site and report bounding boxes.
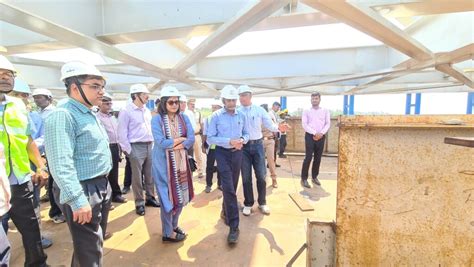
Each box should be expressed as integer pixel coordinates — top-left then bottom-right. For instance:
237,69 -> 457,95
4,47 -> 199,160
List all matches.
1,0 -> 473,266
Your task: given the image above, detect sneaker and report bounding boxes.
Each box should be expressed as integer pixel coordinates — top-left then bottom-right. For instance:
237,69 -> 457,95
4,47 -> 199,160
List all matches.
258,205 -> 271,215
242,206 -> 252,216
205,186 -> 212,193
52,214 -> 65,224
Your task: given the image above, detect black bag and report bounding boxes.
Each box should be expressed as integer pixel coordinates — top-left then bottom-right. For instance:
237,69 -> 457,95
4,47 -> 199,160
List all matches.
188,156 -> 197,172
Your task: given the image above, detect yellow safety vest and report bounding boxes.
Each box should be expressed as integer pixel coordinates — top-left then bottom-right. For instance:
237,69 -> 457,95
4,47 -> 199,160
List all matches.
0,96 -> 31,181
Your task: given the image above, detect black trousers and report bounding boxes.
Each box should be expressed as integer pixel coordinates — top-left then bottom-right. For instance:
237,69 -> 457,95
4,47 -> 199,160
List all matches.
124,156 -> 132,188
53,177 -> 111,267
301,133 -> 325,180
279,134 -> 287,155
205,148 -> 221,187
47,173 -> 63,218
108,144 -> 122,198
9,181 -> 48,267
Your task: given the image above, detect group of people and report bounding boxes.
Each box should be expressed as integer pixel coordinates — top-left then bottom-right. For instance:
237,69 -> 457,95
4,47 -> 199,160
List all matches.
0,55 -> 331,266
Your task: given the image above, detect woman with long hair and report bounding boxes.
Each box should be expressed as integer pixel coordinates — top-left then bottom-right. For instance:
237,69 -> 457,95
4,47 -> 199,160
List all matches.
151,86 -> 195,242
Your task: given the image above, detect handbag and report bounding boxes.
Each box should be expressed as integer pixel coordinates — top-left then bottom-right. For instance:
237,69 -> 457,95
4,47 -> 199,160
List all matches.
188,156 -> 197,172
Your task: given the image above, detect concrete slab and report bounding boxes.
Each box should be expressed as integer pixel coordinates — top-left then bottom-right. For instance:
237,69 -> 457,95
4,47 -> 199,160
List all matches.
8,156 -> 338,267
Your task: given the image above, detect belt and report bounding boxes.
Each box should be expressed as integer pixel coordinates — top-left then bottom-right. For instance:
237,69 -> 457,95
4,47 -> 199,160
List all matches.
263,137 -> 274,140
131,141 -> 152,145
246,138 -> 263,145
216,146 -> 238,152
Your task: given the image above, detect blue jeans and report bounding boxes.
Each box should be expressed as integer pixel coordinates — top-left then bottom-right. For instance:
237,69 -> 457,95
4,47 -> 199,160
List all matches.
241,141 -> 267,207
160,205 -> 183,237
216,147 -> 242,229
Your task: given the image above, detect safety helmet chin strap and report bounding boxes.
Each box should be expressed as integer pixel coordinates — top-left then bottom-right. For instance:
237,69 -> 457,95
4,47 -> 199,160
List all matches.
137,94 -> 146,105
72,77 -> 93,107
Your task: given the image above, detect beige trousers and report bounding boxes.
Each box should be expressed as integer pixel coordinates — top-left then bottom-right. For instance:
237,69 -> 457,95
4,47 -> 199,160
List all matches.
263,139 -> 277,179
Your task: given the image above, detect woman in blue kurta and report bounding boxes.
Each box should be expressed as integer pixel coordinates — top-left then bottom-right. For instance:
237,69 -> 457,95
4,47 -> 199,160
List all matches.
151,86 -> 195,242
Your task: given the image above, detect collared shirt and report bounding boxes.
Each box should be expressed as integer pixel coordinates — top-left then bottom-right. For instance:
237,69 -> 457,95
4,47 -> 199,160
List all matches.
183,109 -> 197,131
202,116 -> 216,149
270,109 -> 283,124
117,102 -> 153,154
302,106 -> 331,135
207,108 -> 249,149
45,98 -> 112,211
238,104 -> 279,140
38,104 -> 55,120
97,111 -> 119,144
34,104 -> 55,154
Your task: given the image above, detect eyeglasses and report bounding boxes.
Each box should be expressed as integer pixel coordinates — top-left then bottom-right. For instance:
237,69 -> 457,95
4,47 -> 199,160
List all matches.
0,71 -> 15,79
167,100 -> 179,106
81,83 -> 105,91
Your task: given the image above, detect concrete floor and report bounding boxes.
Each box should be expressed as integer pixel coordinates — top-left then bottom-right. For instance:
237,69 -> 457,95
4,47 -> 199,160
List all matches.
9,155 -> 338,267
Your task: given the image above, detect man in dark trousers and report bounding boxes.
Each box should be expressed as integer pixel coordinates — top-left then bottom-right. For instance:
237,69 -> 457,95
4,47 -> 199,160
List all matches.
207,85 -> 249,245
300,92 -> 330,188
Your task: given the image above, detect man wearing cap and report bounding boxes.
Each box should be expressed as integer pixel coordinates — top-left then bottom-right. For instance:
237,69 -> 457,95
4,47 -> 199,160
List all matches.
202,99 -> 223,193
238,85 -> 287,216
32,88 -> 66,225
118,84 -> 159,216
97,94 -> 127,204
44,61 -> 112,266
207,85 -> 249,245
0,55 -> 49,266
187,98 -> 205,178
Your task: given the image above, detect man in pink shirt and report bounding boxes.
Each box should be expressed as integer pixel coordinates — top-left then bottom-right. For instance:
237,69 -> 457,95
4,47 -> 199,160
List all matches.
301,92 -> 330,188
118,84 -> 159,216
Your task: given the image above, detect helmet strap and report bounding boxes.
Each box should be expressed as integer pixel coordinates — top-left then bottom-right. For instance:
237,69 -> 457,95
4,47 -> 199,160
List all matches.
73,78 -> 93,107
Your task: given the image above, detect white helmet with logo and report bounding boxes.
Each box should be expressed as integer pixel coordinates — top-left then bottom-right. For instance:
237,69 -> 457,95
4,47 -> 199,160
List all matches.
237,85 -> 252,94
60,61 -> 103,82
32,88 -> 53,98
160,86 -> 180,98
220,85 -> 238,100
130,84 -> 150,95
0,55 -> 16,73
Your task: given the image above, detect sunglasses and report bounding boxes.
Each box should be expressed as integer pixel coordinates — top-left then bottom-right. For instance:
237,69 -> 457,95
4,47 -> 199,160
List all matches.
167,100 -> 179,106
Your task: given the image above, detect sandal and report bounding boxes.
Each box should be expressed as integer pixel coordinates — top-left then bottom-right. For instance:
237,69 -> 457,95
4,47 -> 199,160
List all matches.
174,227 -> 187,236
162,232 -> 186,242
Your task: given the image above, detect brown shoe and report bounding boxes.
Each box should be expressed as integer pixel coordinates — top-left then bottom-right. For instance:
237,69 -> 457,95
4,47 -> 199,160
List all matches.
104,232 -> 113,240
272,179 -> 278,188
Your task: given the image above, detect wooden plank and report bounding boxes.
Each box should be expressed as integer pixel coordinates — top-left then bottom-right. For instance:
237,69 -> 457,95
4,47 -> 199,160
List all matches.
444,137 -> 474,148
289,193 -> 314,212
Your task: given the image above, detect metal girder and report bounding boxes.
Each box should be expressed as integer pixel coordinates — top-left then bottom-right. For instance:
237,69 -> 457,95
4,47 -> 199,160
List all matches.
189,77 -> 280,90
2,41 -> 72,55
96,12 -> 337,45
435,64 -> 473,88
369,0 -> 474,18
302,0 -> 433,60
0,2 -> 218,95
173,0 -> 290,72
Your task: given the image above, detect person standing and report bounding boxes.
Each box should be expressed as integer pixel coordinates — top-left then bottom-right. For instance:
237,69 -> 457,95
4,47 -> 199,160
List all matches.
238,85 -> 286,216
151,86 -> 195,242
0,143 -> 11,266
187,98 -> 205,178
202,99 -> 223,193
0,55 -> 49,267
300,92 -> 330,188
45,61 -> 112,266
32,88 -> 66,224
208,85 -> 249,245
261,104 -> 278,188
118,84 -> 159,216
97,93 -> 128,204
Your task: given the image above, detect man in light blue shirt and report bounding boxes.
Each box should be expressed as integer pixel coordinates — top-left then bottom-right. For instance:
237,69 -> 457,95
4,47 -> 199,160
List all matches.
238,85 -> 284,216
45,61 -> 112,266
207,85 -> 249,245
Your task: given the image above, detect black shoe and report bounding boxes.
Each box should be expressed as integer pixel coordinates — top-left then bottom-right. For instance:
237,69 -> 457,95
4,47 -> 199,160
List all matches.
312,178 -> 321,186
162,233 -> 186,242
104,232 -> 113,240
279,154 -> 287,158
135,205 -> 145,216
145,197 -> 160,207
40,194 -> 49,203
121,186 -> 130,194
227,228 -> 239,245
112,195 -> 128,203
301,180 -> 311,188
275,164 -> 281,168
41,237 -> 53,249
174,227 -> 187,236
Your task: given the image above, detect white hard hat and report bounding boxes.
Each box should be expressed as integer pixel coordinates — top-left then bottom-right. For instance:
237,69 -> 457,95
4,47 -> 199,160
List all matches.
12,79 -> 31,94
238,85 -> 252,94
179,94 -> 187,102
220,85 -> 238,100
60,61 -> 103,82
130,84 -> 150,95
103,92 -> 113,100
0,55 -> 16,73
32,88 -> 52,97
159,86 -> 180,98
